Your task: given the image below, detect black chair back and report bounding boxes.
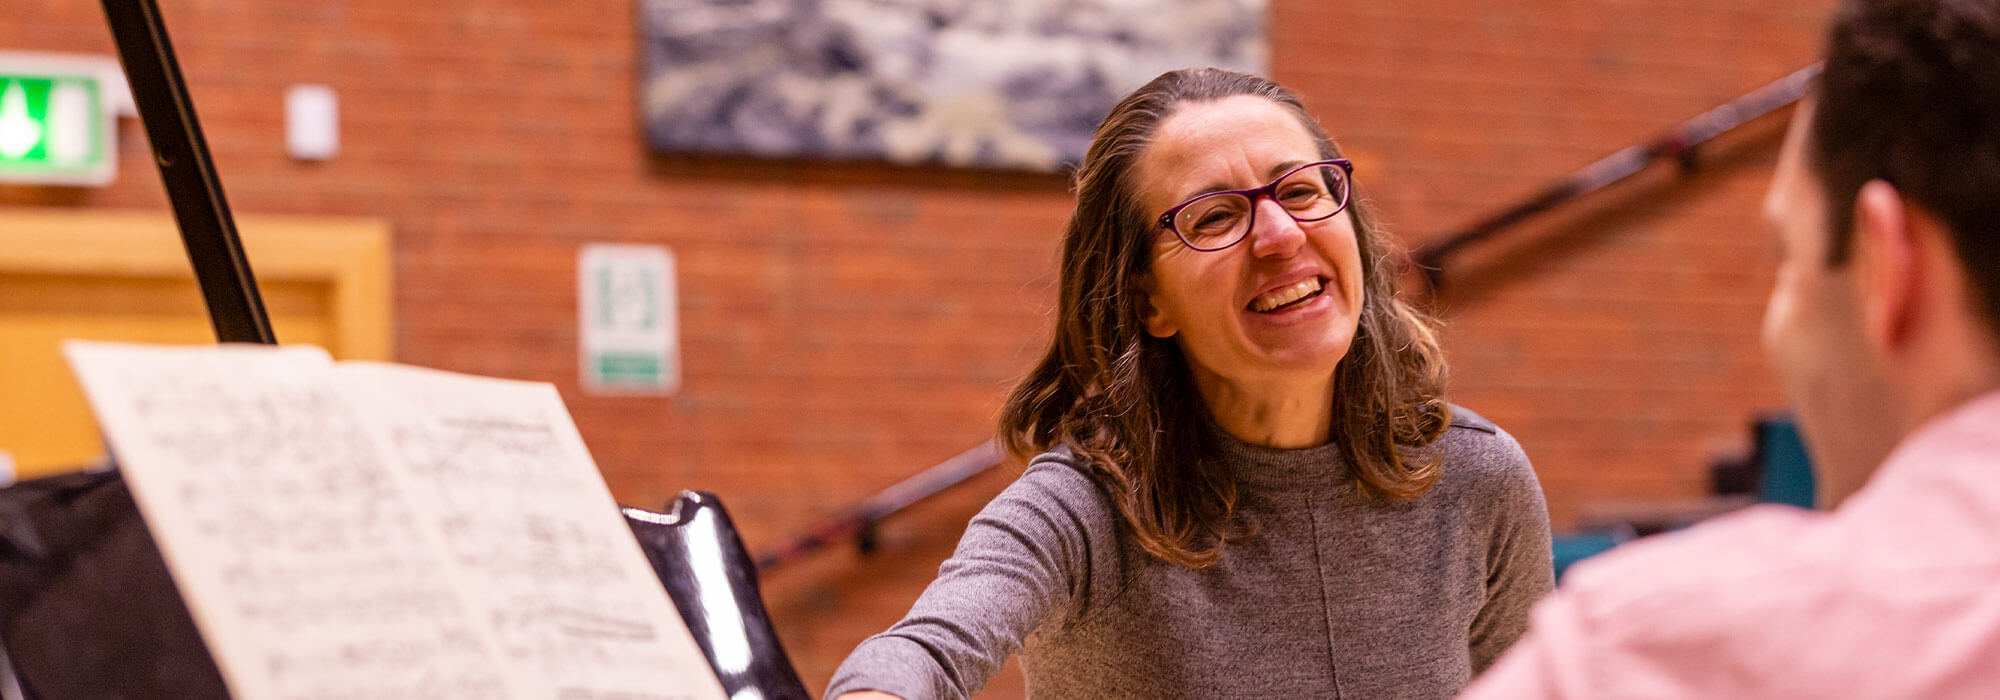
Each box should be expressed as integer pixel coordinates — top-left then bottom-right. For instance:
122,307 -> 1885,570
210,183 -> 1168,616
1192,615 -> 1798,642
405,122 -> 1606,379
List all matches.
626,492 -> 812,700
0,470 -> 230,699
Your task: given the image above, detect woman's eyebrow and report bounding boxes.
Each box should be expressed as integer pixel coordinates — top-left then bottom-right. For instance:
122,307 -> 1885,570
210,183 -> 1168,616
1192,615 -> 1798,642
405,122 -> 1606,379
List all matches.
1175,160 -> 1312,203
1178,181 -> 1234,202
1268,160 -> 1307,177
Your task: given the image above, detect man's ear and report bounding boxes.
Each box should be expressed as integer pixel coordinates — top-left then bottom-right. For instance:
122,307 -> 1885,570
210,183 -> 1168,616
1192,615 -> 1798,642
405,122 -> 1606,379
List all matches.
1134,274 -> 1177,338
1853,179 -> 1918,354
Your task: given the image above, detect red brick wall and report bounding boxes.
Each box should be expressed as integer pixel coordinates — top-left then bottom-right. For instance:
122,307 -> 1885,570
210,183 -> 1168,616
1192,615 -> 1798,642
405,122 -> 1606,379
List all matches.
0,0 -> 1832,696
1282,2 -> 1832,527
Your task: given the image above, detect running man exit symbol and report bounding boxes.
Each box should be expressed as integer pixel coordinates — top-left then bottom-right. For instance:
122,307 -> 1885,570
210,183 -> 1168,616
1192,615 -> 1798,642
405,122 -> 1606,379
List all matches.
0,53 -> 116,186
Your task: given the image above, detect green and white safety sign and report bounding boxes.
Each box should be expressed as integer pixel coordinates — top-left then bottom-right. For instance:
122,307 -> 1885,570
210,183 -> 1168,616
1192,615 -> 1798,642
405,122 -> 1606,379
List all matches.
0,52 -> 118,186
579,244 -> 680,395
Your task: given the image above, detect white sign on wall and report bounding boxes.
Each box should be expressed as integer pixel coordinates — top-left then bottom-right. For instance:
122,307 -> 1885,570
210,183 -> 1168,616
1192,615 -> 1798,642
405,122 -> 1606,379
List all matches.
578,244 -> 679,396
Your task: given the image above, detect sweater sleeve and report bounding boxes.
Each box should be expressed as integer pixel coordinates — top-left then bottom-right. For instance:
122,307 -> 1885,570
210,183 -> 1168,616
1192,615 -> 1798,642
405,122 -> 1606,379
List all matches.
824,452 -> 1121,700
1462,423 -> 1556,673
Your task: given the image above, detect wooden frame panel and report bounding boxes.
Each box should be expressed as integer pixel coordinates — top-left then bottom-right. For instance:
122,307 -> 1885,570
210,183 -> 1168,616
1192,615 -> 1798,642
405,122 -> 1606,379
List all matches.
0,207 -> 392,477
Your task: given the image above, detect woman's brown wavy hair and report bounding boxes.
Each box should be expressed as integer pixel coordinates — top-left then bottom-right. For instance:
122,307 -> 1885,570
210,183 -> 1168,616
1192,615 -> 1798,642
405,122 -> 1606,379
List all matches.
999,68 -> 1451,568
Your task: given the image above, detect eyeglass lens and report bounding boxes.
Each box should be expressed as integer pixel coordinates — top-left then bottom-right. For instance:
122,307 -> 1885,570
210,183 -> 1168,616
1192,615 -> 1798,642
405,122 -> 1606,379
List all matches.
1171,163 -> 1349,250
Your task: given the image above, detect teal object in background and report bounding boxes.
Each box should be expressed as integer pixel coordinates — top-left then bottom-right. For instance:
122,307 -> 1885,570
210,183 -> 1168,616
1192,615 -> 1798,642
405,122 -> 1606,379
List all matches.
1548,414 -> 1817,580
1756,417 -> 1816,509
1551,529 -> 1628,581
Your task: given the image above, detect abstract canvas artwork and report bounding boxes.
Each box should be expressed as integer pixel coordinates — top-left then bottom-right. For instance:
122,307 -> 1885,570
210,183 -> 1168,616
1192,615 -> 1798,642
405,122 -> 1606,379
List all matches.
639,0 -> 1267,172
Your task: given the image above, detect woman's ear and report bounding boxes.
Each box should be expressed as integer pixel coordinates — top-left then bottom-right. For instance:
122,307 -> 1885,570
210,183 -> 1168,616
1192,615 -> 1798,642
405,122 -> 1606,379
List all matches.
1134,274 -> 1178,338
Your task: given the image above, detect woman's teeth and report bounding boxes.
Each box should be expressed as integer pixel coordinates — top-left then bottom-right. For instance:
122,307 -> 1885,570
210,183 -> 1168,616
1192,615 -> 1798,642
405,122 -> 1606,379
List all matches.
1249,277 -> 1324,313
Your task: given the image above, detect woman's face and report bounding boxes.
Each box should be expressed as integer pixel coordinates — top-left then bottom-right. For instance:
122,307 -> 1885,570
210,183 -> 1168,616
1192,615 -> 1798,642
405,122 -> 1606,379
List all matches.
1132,95 -> 1366,391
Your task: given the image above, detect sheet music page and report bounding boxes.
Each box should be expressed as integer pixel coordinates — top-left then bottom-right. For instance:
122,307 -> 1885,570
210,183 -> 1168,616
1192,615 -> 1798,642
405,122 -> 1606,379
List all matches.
333,361 -> 727,700
62,341 -> 534,700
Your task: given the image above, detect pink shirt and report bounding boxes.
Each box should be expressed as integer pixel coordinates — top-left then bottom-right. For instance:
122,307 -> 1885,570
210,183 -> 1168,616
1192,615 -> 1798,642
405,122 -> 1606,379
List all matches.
1462,390 -> 2000,700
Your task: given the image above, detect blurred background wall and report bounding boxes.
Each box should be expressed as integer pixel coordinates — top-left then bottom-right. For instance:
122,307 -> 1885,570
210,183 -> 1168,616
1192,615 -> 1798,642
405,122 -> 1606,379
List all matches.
0,0 -> 1832,695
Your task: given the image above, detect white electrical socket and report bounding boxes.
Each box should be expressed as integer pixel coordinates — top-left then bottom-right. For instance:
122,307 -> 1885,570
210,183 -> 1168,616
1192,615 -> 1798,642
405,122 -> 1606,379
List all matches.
285,83 -> 338,161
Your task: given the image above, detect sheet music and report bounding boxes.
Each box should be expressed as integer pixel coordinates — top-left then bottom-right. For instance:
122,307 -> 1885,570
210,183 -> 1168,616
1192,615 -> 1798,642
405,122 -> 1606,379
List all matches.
334,362 -> 727,700
63,342 -> 531,700
63,342 -> 728,700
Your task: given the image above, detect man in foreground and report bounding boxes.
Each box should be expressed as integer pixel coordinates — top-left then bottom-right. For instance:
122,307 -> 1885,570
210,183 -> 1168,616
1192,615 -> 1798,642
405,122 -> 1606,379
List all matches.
1462,0 -> 2000,696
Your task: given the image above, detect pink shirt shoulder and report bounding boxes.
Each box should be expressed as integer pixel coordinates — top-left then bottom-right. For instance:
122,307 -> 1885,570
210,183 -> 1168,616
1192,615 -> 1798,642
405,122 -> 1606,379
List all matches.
1462,392 -> 2000,700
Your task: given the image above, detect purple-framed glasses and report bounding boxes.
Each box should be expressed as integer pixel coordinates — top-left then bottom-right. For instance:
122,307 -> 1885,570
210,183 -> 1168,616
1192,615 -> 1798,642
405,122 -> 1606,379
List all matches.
1154,158 -> 1353,252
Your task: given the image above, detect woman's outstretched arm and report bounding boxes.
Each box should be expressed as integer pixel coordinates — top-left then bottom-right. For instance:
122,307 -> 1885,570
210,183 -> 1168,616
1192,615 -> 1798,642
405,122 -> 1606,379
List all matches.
824,453 -> 1121,700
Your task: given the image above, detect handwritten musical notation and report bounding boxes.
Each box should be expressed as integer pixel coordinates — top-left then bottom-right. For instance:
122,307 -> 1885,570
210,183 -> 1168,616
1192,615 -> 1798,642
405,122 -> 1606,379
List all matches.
339,363 -> 721,699
64,342 -> 726,700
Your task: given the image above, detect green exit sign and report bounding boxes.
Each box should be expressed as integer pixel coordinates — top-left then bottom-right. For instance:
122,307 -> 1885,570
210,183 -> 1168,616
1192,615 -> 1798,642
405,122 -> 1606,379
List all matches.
0,54 -> 117,186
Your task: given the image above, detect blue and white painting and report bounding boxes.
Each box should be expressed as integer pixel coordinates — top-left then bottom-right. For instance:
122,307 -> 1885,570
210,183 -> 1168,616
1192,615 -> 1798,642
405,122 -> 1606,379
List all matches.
639,0 -> 1267,171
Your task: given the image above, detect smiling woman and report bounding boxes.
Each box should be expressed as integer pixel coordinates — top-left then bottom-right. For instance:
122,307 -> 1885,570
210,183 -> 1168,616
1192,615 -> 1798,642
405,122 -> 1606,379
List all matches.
825,69 -> 1553,700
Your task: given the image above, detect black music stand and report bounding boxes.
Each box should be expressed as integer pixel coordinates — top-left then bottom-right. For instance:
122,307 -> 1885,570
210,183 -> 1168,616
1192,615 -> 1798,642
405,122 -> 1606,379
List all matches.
0,2 -> 809,698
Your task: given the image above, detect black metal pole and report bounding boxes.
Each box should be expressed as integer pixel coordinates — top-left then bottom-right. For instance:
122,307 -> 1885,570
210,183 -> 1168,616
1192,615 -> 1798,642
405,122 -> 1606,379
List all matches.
99,0 -> 276,344
1413,63 -> 1822,294
753,441 -> 1004,571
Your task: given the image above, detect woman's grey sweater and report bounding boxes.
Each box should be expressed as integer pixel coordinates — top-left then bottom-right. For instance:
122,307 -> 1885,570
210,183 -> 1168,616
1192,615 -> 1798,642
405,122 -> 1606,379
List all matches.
825,407 -> 1553,700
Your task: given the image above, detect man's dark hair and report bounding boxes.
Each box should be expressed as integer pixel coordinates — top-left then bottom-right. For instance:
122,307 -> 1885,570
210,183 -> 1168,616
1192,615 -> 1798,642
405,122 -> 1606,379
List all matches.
1812,0 -> 2000,330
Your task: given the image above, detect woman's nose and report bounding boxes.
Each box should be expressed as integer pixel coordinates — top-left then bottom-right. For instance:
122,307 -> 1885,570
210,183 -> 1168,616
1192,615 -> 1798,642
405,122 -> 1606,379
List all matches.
1247,198 -> 1307,258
